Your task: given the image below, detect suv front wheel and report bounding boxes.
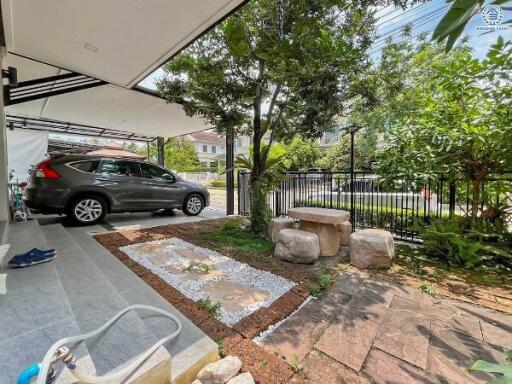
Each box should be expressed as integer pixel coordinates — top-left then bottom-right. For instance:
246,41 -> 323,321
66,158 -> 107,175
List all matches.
183,194 -> 204,216
68,195 -> 107,225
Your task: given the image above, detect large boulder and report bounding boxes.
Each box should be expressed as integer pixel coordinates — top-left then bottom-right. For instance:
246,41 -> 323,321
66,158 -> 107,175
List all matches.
350,229 -> 394,269
196,356 -> 242,384
274,229 -> 320,264
335,221 -> 352,246
268,217 -> 295,243
227,373 -> 255,384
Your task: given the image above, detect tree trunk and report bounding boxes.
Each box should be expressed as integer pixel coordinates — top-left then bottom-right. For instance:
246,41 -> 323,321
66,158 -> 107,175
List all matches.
249,59 -> 270,235
470,178 -> 482,229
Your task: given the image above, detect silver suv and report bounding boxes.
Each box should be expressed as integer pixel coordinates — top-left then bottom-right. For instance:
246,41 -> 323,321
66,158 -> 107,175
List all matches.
23,154 -> 210,225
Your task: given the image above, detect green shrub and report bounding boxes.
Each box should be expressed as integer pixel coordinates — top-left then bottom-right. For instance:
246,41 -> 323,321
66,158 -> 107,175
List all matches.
210,179 -> 226,187
197,297 -> 221,319
316,269 -> 334,289
308,283 -> 321,297
419,218 -> 512,269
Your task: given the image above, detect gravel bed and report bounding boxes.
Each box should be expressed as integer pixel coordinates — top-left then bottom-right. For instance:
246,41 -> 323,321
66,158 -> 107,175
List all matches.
121,238 -> 295,325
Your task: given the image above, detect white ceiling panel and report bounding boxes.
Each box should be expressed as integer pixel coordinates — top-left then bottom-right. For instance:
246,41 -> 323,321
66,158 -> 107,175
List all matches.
2,0 -> 245,87
6,85 -> 211,138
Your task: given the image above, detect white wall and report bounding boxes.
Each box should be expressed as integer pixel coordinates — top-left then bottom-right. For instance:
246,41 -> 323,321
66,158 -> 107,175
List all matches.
6,129 -> 48,182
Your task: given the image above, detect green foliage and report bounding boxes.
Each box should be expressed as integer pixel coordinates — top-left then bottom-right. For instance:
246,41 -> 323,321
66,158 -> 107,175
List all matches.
277,138 -> 322,171
309,268 -> 335,297
419,218 -> 512,269
291,355 -> 301,373
469,350 -> 512,384
432,0 -> 511,52
200,220 -> 274,255
317,130 -> 378,171
417,281 -> 438,297
197,297 -> 221,319
156,0 -> 408,234
183,261 -> 210,274
317,269 -> 335,289
259,358 -> 269,367
210,179 -> 226,188
359,36 -> 512,227
308,282 -> 322,297
141,138 -> 201,172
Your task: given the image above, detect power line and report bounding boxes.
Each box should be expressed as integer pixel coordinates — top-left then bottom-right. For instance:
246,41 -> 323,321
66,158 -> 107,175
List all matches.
375,0 -> 437,28
373,4 -> 448,44
369,5 -> 448,53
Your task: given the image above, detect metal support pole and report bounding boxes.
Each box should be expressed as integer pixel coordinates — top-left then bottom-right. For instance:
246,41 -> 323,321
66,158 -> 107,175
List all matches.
157,137 -> 165,167
448,180 -> 456,219
226,128 -> 235,216
0,49 -> 10,221
350,129 -> 355,232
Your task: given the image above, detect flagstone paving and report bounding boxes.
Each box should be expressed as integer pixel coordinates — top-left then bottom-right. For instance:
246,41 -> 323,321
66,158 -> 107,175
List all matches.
258,270 -> 511,384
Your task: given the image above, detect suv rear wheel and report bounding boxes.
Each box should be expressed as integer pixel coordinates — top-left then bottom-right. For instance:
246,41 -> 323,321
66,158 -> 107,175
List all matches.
68,195 -> 107,225
183,194 -> 204,216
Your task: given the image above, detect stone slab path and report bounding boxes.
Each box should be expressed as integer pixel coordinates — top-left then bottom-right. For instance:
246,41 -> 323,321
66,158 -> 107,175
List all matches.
259,270 -> 512,384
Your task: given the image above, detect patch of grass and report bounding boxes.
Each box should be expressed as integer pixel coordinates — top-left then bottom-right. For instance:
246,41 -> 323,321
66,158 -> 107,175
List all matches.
290,355 -> 301,373
259,357 -> 268,367
418,281 -> 438,297
183,261 -> 210,274
197,297 -> 221,319
308,282 -> 321,297
317,269 -> 334,289
200,220 -> 274,256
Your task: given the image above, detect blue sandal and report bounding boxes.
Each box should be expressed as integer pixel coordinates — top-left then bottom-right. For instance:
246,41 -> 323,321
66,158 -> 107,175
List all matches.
9,248 -> 57,268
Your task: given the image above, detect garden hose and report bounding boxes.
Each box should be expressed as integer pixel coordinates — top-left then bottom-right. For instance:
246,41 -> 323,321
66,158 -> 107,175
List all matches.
18,305 -> 182,384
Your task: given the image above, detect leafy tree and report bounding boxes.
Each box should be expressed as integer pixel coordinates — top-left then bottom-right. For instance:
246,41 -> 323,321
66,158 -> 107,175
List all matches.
270,138 -> 321,171
374,37 -> 512,226
157,0 -> 412,233
317,130 -> 378,171
140,138 -> 201,172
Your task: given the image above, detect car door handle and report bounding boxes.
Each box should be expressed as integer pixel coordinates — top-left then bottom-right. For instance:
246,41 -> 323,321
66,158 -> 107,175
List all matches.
95,177 -> 110,181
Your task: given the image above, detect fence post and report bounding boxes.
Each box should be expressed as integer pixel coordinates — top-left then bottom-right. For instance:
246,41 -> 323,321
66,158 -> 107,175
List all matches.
449,180 -> 456,219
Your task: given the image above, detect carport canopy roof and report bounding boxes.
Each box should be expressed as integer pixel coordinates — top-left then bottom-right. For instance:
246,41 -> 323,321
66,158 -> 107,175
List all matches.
1,0 -> 247,139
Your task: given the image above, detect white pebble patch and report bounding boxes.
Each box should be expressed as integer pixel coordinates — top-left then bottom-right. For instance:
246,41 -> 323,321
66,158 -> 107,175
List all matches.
120,238 -> 295,325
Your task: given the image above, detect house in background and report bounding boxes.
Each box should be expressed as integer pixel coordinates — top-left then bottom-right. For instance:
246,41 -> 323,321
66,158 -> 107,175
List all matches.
186,131 -> 225,170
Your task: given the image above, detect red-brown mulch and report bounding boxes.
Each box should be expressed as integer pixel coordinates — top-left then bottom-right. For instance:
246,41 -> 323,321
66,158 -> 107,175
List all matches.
93,218 -> 319,384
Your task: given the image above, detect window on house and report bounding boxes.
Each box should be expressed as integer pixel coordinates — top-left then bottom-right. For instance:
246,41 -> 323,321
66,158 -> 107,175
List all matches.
211,145 -> 216,154
202,145 -> 208,153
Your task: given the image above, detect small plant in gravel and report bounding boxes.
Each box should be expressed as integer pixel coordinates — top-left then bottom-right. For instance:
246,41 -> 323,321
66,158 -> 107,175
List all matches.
183,261 -> 210,274
259,358 -> 268,367
291,355 -> 301,373
418,281 -> 438,297
317,269 -> 334,289
197,297 -> 221,319
308,282 -> 321,297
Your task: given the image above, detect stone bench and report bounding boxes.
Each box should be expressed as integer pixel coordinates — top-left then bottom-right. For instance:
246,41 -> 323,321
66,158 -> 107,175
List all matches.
350,229 -> 394,269
288,207 -> 350,257
268,217 -> 295,243
274,228 -> 320,264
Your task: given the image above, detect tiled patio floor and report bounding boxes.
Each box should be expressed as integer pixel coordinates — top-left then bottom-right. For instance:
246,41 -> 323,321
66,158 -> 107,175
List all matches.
260,271 -> 512,384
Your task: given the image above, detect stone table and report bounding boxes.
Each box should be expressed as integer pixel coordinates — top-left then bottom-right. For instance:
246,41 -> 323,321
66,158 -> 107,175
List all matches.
288,207 -> 350,256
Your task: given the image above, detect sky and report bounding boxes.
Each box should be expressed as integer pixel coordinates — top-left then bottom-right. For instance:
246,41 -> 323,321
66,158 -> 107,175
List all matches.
139,1 -> 512,90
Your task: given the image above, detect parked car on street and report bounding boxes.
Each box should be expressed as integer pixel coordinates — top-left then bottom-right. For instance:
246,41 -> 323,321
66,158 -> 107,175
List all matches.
23,154 -> 210,225
308,176 -> 434,211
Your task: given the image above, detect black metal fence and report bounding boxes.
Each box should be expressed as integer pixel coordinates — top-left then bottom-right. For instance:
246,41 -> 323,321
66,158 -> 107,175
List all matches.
238,171 -> 512,242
